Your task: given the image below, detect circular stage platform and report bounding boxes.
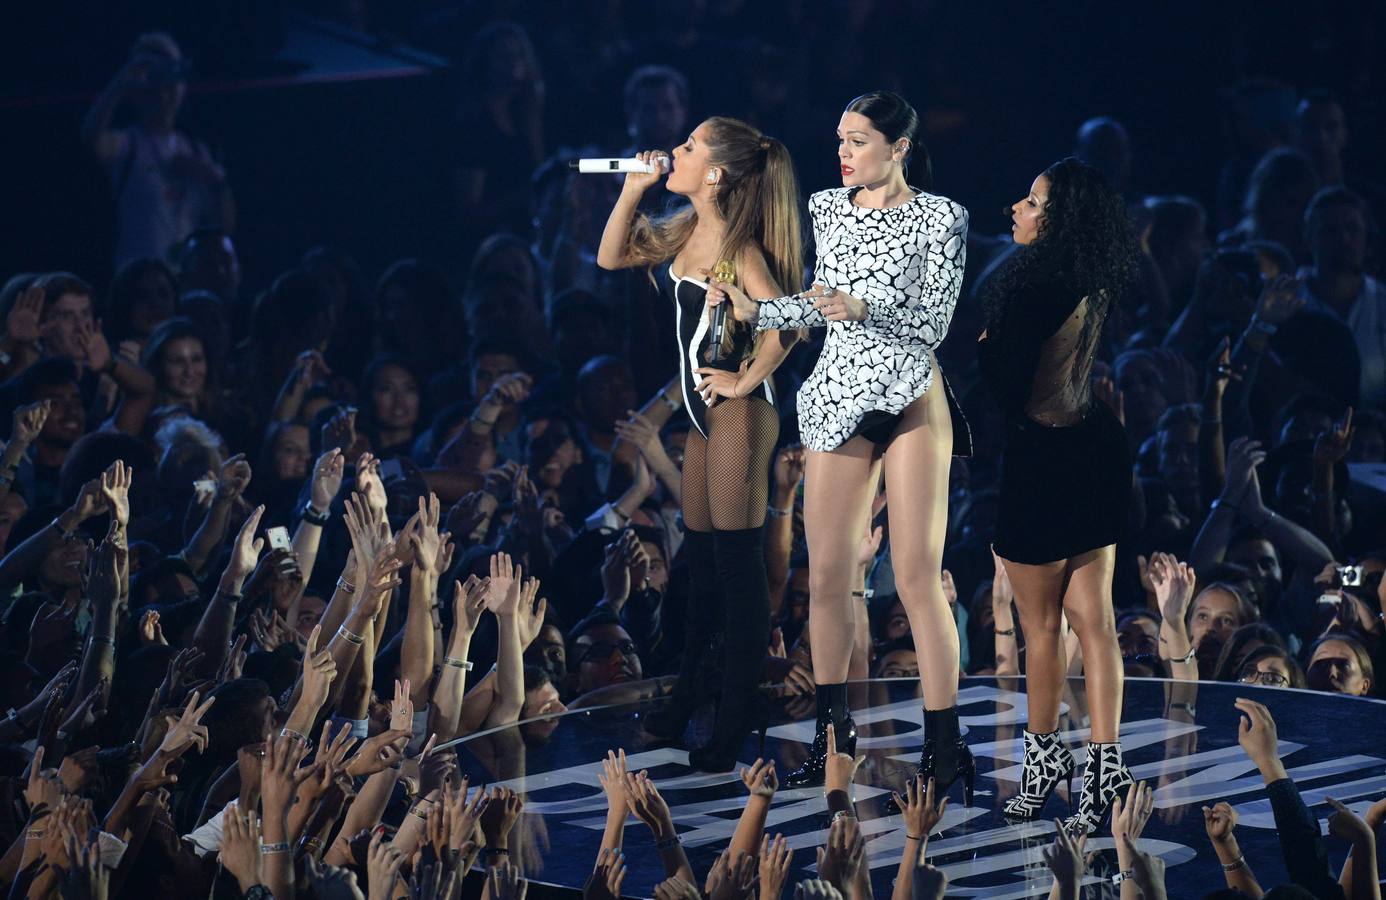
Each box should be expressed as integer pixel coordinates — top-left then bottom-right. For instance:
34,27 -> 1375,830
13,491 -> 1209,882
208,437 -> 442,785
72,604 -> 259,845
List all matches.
452,677 -> 1386,898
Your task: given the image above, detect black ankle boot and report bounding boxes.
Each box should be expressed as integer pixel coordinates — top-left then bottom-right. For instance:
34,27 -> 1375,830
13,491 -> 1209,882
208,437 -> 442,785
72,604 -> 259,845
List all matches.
643,530 -> 721,744
688,527 -> 772,770
784,681 -> 852,787
918,706 -> 977,806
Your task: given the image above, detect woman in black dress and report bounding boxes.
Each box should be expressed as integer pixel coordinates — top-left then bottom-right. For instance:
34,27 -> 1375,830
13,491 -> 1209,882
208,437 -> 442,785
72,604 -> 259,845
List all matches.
596,117 -> 802,771
978,158 -> 1140,834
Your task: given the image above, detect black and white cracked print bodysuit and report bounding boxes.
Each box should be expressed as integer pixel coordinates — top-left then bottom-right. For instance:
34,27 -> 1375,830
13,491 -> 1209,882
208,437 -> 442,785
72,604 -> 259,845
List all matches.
754,186 -> 970,454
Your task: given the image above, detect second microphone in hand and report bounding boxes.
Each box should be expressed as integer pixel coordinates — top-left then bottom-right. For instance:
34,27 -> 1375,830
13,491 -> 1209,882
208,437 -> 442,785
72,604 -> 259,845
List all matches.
708,258 -> 736,363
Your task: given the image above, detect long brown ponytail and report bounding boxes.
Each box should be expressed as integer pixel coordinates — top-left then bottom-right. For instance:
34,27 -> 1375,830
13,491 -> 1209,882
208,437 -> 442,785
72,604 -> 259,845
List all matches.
626,117 -> 804,353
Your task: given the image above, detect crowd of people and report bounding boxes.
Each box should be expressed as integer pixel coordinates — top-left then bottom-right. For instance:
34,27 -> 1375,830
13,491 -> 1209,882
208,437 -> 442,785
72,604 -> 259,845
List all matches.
0,2 -> 1384,898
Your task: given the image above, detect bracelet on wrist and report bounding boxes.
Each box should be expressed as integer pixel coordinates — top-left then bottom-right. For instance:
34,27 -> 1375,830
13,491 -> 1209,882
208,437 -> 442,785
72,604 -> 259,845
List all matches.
994,626 -> 1016,636
336,576 -> 356,595
655,834 -> 681,851
89,633 -> 116,647
301,504 -> 330,527
408,803 -> 432,819
25,829 -> 44,840
850,589 -> 873,600
1111,870 -> 1135,885
216,589 -> 242,605
486,847 -> 510,856
259,842 -> 290,855
905,832 -> 926,842
443,656 -> 474,670
1167,702 -> 1197,717
279,727 -> 312,749
1162,645 -> 1197,664
658,390 -> 679,412
766,504 -> 793,518
337,624 -> 365,646
1222,855 -> 1246,872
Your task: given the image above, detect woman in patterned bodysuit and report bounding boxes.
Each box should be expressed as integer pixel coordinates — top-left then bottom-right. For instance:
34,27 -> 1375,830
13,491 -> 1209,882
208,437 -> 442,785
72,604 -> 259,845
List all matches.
711,92 -> 975,799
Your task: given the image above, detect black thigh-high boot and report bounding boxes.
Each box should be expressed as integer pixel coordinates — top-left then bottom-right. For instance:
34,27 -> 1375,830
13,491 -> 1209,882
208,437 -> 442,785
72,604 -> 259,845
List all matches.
687,526 -> 771,772
643,529 -> 722,743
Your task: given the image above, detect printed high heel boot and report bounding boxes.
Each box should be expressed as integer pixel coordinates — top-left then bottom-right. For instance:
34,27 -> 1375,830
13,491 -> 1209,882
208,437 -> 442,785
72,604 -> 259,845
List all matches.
1063,741 -> 1134,835
1002,729 -> 1077,820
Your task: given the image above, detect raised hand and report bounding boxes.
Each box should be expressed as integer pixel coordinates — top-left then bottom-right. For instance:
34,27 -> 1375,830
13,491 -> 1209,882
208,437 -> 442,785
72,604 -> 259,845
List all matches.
655,877 -> 701,900
261,730 -> 313,817
893,775 -> 949,842
355,452 -> 387,516
815,816 -> 865,896
794,880 -> 843,900
310,447 -> 345,513
10,399 -> 51,446
1314,406 -> 1355,466
772,444 -> 805,494
824,722 -> 865,795
366,827 -> 407,900
597,747 -> 628,808
344,728 -> 410,779
479,786 -> 524,851
218,453 -> 253,501
1201,801 -> 1238,844
622,771 -> 676,839
759,834 -> 793,900
6,283 -> 44,346
706,848 -> 757,900
452,575 -> 489,639
1042,820 -> 1085,894
219,802 -> 263,892
138,609 -> 167,645
1222,437 -> 1266,502
158,689 -> 215,757
1112,780 -> 1155,844
299,624 -> 339,711
516,577 -> 547,649
1326,796 -> 1376,847
1234,698 -> 1283,777
226,505 -> 266,580
486,552 -> 521,616
1148,553 -> 1195,625
489,861 -> 528,900
389,678 -> 414,733
620,149 -> 669,193
740,757 -> 778,800
407,493 -> 444,575
584,847 -> 628,900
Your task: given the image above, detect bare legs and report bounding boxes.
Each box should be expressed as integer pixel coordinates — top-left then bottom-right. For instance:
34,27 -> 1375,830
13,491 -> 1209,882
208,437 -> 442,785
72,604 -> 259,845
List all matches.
1001,545 -> 1122,741
881,368 -> 957,710
803,439 -> 879,685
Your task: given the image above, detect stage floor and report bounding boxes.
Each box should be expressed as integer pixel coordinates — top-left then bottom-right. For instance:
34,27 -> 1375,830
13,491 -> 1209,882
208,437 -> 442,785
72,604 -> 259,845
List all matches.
452,677 -> 1386,898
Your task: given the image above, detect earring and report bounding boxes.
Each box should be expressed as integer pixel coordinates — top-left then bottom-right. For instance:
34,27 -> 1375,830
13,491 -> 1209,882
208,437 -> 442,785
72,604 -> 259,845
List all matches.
706,168 -> 717,184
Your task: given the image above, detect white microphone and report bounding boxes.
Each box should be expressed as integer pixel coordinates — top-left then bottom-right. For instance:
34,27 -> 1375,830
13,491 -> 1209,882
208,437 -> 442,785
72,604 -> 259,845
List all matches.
569,157 -> 668,174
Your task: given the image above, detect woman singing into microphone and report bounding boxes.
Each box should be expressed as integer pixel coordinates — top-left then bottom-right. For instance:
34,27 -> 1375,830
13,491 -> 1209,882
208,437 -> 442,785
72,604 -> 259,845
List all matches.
597,117 -> 802,772
709,91 -> 974,799
979,158 -> 1140,833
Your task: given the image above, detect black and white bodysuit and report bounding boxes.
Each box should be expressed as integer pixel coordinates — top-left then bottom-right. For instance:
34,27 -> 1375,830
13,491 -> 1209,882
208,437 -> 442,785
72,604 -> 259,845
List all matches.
755,187 -> 971,454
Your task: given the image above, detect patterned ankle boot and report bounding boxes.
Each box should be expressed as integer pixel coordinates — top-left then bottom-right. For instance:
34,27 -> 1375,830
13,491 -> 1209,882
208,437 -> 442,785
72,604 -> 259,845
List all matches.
1002,729 -> 1076,820
1063,741 -> 1133,835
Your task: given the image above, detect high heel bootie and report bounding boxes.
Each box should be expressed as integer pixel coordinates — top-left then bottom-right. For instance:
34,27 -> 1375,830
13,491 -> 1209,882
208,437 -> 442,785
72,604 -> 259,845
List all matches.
782,713 -> 857,788
1063,741 -> 1133,835
918,706 -> 977,806
1001,729 -> 1076,820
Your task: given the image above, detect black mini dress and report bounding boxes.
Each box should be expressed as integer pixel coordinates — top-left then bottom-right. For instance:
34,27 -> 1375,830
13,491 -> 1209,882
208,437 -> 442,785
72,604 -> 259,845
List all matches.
979,276 -> 1131,565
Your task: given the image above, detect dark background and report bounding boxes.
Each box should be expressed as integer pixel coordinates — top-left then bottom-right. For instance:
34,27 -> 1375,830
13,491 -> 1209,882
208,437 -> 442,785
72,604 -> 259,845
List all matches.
2,0 -> 1381,294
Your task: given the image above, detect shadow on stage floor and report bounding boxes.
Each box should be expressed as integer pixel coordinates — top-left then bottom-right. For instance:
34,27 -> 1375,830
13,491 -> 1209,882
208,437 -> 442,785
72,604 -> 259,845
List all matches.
450,676 -> 1386,899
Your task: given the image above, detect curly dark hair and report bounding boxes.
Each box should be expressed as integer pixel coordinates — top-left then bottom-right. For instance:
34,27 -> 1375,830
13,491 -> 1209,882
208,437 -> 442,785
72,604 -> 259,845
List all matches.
983,157 -> 1141,391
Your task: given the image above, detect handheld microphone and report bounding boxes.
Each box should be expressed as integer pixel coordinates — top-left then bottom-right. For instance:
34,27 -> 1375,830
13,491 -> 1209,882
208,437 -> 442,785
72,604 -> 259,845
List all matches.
708,259 -> 736,363
569,157 -> 668,174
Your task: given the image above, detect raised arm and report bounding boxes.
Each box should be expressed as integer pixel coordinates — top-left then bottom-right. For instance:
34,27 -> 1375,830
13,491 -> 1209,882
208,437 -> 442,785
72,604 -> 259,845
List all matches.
431,576 -> 488,742
766,446 -> 804,613
292,447 -> 344,585
1203,801 -> 1264,898
191,505 -> 264,673
402,494 -> 444,710
596,151 -> 668,270
1150,553 -> 1199,682
180,453 -> 252,577
483,553 -> 526,728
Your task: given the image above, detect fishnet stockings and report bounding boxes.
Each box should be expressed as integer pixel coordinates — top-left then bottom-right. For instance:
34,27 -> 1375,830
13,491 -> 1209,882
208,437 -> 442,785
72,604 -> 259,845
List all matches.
681,395 -> 779,532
